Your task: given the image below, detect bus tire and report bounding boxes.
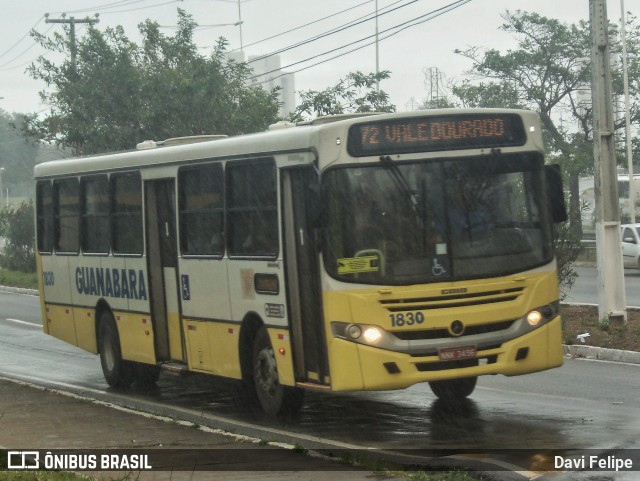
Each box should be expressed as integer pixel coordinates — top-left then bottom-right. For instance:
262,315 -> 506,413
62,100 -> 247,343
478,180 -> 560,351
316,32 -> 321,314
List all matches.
98,311 -> 135,388
252,326 -> 304,416
429,377 -> 477,401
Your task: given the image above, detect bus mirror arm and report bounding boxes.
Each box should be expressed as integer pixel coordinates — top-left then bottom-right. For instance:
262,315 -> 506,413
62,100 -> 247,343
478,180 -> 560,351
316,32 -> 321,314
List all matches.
545,164 -> 568,223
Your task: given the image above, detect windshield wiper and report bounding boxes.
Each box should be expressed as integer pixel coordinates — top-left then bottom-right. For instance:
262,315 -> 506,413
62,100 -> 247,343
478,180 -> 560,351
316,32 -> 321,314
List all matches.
379,155 -> 419,213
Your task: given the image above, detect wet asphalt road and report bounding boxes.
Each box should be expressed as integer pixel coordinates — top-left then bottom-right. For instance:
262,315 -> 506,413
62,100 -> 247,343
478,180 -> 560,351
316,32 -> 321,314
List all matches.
1,289 -> 639,461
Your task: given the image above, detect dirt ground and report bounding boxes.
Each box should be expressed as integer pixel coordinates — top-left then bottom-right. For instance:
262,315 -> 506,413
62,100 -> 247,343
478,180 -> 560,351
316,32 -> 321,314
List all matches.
561,304 -> 640,351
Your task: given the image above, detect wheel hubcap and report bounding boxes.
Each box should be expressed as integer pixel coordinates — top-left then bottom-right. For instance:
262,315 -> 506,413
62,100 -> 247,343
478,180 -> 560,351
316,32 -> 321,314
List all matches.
103,334 -> 115,371
255,347 -> 279,397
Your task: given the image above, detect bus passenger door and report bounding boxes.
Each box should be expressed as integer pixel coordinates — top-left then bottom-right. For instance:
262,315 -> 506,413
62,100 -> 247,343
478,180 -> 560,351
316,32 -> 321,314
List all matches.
282,167 -> 329,385
145,179 -> 184,362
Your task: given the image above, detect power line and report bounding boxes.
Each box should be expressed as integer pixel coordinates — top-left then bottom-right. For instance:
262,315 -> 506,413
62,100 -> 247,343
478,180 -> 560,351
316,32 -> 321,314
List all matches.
227,0 -> 374,53
0,0 -> 175,66
196,0 -> 377,52
251,0 -> 470,80
97,0 -> 183,15
48,0 -> 160,16
249,0 -> 471,84
246,0 -> 415,66
0,26 -> 54,70
0,16 -> 45,60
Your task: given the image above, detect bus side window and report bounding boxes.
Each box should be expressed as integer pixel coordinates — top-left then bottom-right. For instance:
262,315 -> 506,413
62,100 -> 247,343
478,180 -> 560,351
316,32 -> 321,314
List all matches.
111,172 -> 143,255
227,160 -> 278,258
179,163 -> 224,256
81,175 -> 110,254
36,181 -> 55,254
53,178 -> 81,254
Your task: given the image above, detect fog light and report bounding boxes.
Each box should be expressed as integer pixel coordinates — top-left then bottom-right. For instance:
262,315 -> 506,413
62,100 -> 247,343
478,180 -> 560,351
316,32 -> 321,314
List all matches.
363,327 -> 382,344
347,324 -> 362,339
527,310 -> 543,326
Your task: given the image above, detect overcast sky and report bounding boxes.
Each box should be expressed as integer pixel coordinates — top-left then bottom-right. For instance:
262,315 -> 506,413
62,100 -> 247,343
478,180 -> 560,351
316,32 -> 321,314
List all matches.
1,0 -> 638,116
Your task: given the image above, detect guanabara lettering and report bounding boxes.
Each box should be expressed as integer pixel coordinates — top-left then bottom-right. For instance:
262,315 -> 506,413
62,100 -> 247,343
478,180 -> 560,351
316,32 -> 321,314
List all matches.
75,267 -> 148,300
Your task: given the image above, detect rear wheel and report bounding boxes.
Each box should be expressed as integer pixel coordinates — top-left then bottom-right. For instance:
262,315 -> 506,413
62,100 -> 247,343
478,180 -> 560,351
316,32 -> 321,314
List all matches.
98,311 -> 135,388
251,326 -> 304,416
429,377 -> 477,401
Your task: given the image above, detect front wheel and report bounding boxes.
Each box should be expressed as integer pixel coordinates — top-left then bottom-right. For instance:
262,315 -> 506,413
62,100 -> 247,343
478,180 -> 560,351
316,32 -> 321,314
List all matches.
98,311 -> 135,388
252,326 -> 304,416
429,377 -> 477,401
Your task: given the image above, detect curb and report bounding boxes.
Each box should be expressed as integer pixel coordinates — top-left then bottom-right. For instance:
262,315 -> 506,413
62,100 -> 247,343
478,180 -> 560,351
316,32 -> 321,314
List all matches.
0,284 -> 38,296
563,344 -> 640,365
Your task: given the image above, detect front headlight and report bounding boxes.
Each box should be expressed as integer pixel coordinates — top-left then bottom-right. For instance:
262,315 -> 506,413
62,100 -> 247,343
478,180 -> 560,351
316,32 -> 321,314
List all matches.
363,327 -> 382,344
526,301 -> 560,327
332,322 -> 385,345
526,310 -> 543,326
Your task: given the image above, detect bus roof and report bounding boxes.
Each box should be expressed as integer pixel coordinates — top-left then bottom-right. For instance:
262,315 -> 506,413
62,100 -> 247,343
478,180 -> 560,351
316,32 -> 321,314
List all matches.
34,108 -> 540,179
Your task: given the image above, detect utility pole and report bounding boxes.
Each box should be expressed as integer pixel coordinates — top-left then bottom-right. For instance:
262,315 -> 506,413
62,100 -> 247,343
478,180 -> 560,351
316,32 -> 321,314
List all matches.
590,0 -> 627,323
236,1 -> 243,52
45,13 -> 100,69
375,0 -> 380,93
620,0 -> 635,223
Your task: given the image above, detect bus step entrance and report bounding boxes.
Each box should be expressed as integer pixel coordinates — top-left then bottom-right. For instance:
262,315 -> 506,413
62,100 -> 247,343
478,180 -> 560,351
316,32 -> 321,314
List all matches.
160,361 -> 190,377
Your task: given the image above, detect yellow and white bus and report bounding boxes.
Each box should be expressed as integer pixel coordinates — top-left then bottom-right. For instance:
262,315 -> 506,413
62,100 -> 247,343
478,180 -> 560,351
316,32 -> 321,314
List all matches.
35,109 -> 567,415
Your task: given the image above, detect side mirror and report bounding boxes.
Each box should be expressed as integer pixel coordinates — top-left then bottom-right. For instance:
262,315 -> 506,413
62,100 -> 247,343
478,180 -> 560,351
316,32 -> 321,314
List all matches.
545,164 -> 568,223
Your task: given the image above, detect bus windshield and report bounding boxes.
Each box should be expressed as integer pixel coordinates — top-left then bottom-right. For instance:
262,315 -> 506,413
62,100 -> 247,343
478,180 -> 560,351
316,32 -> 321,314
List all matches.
323,153 -> 554,285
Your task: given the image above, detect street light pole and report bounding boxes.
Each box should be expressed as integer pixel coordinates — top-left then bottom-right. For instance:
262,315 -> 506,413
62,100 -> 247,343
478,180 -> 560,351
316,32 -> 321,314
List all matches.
375,0 -> 380,93
237,0 -> 243,52
620,0 -> 635,223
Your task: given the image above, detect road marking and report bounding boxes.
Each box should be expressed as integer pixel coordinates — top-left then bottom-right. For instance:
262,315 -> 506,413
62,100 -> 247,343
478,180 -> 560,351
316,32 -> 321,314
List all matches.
5,318 -> 40,328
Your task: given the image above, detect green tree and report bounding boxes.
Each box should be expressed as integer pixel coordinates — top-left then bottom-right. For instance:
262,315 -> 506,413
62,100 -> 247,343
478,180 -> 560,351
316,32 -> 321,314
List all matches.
0,202 -> 35,273
0,110 -> 41,199
25,9 -> 281,155
452,11 -> 640,239
290,71 -> 396,122
420,97 -> 457,109
451,80 -> 524,110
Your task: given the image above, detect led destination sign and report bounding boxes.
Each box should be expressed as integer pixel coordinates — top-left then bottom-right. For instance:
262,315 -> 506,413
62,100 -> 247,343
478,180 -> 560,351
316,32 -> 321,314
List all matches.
348,113 -> 527,156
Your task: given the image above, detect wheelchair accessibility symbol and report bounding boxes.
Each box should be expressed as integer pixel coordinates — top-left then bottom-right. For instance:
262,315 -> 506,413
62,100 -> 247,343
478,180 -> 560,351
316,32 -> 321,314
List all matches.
431,256 -> 449,277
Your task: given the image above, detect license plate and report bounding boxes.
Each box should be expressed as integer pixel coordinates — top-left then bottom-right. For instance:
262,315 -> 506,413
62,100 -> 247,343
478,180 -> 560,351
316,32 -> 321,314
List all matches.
438,345 -> 477,361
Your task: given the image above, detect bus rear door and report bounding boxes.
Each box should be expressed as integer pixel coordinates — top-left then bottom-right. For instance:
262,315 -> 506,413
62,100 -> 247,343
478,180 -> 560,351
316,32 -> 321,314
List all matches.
145,178 -> 184,363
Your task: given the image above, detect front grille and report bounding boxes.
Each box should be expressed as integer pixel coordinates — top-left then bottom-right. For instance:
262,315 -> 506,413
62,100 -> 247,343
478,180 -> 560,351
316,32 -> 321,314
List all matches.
394,319 -> 515,341
379,287 -> 525,312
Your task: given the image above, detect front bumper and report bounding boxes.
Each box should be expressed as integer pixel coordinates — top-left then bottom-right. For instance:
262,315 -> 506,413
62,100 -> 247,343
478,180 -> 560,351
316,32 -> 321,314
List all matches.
328,315 -> 564,391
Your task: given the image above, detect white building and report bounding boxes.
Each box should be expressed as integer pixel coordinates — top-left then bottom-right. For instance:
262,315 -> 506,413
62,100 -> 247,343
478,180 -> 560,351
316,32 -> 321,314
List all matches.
227,52 -> 296,119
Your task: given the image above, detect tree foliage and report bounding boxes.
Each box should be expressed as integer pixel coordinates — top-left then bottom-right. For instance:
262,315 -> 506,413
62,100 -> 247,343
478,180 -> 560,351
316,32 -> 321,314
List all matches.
290,71 -> 396,122
0,202 -> 35,273
454,11 -> 593,152
25,9 -> 281,155
451,10 -> 640,239
0,110 -> 41,198
452,80 -> 524,110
